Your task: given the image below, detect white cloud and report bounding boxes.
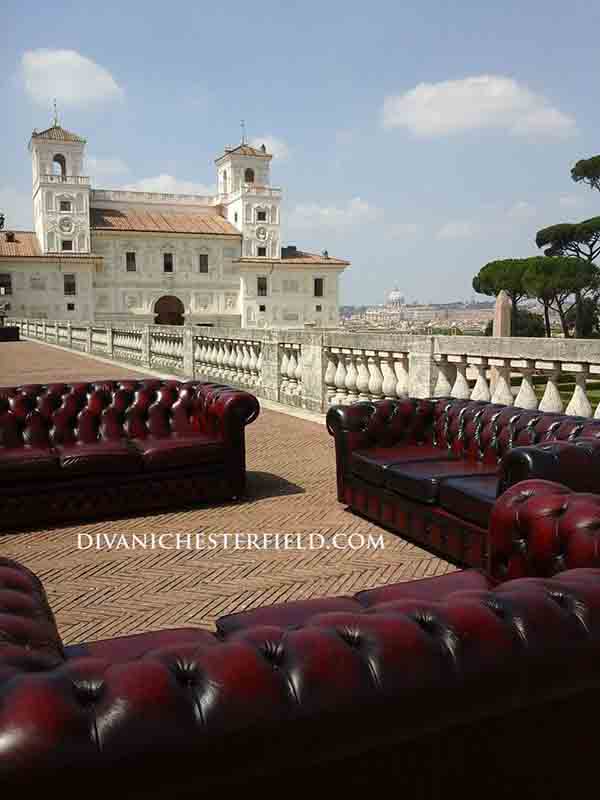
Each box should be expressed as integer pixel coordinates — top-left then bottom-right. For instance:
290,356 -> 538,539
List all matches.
123,174 -> 215,195
289,197 -> 379,230
249,135 -> 290,161
0,186 -> 33,230
382,75 -> 576,138
507,200 -> 536,220
558,194 -> 581,208
21,49 -> 124,109
86,156 -> 130,184
387,222 -> 422,238
437,220 -> 481,239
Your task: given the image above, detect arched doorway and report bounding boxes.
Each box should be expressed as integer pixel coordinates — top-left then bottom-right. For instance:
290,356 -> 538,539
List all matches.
154,295 -> 185,325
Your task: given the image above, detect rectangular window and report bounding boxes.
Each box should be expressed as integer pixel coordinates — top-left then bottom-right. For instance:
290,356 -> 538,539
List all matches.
61,240 -> 73,252
259,304 -> 266,312
257,247 -> 267,257
63,274 -> 76,296
0,274 -> 12,296
126,252 -> 137,272
163,253 -> 174,273
314,277 -> 324,297
257,210 -> 267,222
199,254 -> 209,273
67,303 -> 75,311
60,200 -> 72,212
257,277 -> 267,297
315,305 -> 322,312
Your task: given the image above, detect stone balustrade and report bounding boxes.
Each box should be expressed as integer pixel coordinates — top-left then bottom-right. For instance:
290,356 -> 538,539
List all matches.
10,318 -> 600,418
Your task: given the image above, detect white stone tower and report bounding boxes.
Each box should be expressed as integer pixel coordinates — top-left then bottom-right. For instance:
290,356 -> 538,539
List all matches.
215,133 -> 282,260
29,111 -> 91,255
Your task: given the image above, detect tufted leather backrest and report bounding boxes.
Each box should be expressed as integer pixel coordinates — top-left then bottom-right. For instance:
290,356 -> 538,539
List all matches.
0,380 -> 260,447
1,556 -> 600,793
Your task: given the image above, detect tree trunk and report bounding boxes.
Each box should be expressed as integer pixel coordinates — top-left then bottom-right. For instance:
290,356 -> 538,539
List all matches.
543,302 -> 551,338
575,290 -> 583,338
556,301 -> 570,338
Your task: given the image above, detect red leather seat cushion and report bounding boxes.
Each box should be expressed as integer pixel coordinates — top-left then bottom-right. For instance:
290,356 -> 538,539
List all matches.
132,434 -> 225,471
217,596 -> 363,636
351,444 -> 454,486
66,627 -> 218,663
0,447 -> 60,483
356,569 -> 494,606
384,460 -> 498,504
439,475 -> 498,528
55,440 -> 142,476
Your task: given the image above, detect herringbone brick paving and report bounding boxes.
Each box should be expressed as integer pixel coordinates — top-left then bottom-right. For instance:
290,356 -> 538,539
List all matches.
0,341 -> 454,645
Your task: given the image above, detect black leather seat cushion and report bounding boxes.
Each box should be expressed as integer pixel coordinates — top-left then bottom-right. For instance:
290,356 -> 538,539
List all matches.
438,474 -> 499,528
384,460 -> 498,504
0,447 -> 60,483
55,440 -> 142,476
132,433 -> 226,471
351,444 -> 455,486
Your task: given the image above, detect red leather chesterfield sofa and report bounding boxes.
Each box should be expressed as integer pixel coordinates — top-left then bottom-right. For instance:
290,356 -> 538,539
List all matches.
0,379 -> 259,529
2,532 -> 600,797
327,397 -> 600,571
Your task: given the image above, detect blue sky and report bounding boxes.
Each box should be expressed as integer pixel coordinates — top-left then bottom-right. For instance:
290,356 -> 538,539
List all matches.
2,0 -> 599,304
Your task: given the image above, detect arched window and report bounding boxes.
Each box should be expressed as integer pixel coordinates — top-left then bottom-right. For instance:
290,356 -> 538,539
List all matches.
52,154 -> 66,179
222,170 -> 228,193
244,168 -> 255,184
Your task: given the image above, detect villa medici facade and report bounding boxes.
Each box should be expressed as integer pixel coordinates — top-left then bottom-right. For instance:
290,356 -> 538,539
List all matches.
0,121 -> 349,328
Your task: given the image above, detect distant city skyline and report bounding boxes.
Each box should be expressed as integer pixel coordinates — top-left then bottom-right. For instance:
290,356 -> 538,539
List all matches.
1,0 -> 599,305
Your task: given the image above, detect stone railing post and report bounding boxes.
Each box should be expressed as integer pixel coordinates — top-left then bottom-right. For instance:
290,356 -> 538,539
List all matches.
141,325 -> 151,367
299,331 -> 325,413
66,321 -> 72,349
259,331 -> 280,403
85,325 -> 92,354
41,320 -> 47,341
408,338 -> 436,398
106,326 -> 113,358
183,325 -> 194,377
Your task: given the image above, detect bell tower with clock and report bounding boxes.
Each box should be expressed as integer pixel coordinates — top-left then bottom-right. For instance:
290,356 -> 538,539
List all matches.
29,110 -> 91,255
215,131 -> 282,260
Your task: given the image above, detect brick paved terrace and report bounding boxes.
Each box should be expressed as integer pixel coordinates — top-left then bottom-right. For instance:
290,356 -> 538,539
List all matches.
0,340 -> 453,646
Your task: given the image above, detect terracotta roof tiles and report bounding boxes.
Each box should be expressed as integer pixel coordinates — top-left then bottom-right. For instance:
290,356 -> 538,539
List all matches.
30,124 -> 86,143
91,208 -> 240,236
0,231 -> 42,258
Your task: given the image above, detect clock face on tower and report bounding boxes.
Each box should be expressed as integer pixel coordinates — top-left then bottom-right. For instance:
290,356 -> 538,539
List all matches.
59,218 -> 73,234
256,226 -> 267,241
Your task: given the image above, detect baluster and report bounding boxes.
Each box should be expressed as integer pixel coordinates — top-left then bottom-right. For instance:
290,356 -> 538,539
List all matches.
227,341 -> 237,378
355,353 -> 370,401
344,352 -> 359,404
324,350 -> 338,405
433,355 -> 454,397
248,344 -> 258,387
394,353 -> 409,398
381,353 -> 396,399
294,349 -> 303,393
490,360 -> 514,406
280,346 -> 290,394
450,356 -> 470,400
234,342 -> 244,379
287,348 -> 298,393
241,344 -> 251,385
514,360 -> 538,410
334,353 -> 348,404
215,342 -> 225,378
470,358 -> 491,402
256,345 -> 263,386
565,366 -> 592,417
367,354 -> 384,400
538,365 -> 563,413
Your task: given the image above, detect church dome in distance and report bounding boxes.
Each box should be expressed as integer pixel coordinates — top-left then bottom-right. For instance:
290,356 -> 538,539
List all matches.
388,288 -> 405,306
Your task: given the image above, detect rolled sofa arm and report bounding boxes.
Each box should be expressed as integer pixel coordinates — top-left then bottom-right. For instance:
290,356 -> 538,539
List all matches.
499,439 -> 600,495
489,480 -> 600,581
199,384 -> 260,442
0,558 -> 65,678
326,399 -> 435,501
